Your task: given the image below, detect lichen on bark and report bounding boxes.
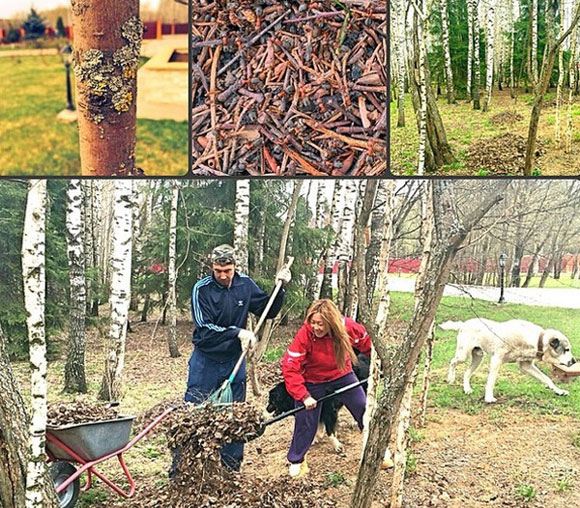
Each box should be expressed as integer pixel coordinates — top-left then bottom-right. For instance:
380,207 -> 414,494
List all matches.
73,16 -> 143,123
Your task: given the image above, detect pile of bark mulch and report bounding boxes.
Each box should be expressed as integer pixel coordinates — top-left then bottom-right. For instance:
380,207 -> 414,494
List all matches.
489,111 -> 523,125
47,400 -> 120,426
190,0 -> 387,176
466,133 -> 545,175
123,401 -> 335,507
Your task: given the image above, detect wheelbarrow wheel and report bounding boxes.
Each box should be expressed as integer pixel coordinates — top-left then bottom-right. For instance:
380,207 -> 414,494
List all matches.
50,461 -> 80,508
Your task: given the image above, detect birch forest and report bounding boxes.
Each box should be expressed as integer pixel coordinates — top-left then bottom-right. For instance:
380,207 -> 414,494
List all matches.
1,179 -> 579,507
391,0 -> 580,176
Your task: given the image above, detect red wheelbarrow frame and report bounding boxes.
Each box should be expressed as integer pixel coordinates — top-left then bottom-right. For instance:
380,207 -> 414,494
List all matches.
46,406 -> 176,499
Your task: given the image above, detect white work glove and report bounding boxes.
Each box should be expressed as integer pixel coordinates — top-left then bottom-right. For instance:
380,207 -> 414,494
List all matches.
303,396 -> 317,410
276,267 -> 292,284
238,329 -> 258,352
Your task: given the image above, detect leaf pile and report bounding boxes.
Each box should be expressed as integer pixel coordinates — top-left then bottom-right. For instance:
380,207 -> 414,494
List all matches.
257,359 -> 283,386
133,396 -> 183,434
191,0 -> 387,176
47,400 -> 119,426
466,133 -> 545,175
123,401 -> 336,507
490,111 -> 523,126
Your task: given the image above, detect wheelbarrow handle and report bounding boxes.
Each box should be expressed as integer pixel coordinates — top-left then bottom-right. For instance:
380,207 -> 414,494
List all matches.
263,377 -> 369,427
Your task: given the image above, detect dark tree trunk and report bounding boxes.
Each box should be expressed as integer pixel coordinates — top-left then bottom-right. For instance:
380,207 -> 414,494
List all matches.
0,326 -> 59,508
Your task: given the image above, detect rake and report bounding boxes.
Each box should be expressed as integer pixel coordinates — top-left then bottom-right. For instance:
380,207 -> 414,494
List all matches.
208,257 -> 294,405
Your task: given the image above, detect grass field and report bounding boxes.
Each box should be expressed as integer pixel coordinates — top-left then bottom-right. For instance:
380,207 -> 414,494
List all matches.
390,90 -> 580,176
0,55 -> 188,176
389,292 -> 580,417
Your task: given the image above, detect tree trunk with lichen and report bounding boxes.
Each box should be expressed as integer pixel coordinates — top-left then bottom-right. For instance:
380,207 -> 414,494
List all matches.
71,0 -> 143,176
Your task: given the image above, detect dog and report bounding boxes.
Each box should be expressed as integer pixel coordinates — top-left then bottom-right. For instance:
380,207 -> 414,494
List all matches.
441,318 -> 576,403
266,353 -> 370,453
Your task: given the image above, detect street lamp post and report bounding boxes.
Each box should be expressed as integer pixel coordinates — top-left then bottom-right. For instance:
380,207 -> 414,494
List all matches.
498,253 -> 507,304
60,43 -> 75,111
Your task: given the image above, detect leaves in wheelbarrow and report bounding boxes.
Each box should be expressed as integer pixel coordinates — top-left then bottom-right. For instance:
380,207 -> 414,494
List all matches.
47,399 -> 120,426
121,401 -> 335,507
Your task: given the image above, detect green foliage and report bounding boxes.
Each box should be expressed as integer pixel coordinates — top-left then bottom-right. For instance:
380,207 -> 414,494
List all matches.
427,0 -> 569,94
22,9 -> 46,41
555,475 -> 573,493
406,451 -> 418,474
515,483 -> 536,503
325,471 -> 347,487
390,291 -> 580,417
407,426 -> 425,444
0,181 -> 69,359
571,431 -> 580,448
5,27 -> 21,43
263,345 -> 285,363
55,16 -> 66,38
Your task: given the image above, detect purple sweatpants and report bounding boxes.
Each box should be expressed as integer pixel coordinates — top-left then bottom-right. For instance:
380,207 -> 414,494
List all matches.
287,371 -> 366,464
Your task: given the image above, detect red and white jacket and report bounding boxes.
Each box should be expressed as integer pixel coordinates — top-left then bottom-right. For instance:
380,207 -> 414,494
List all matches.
281,317 -> 372,402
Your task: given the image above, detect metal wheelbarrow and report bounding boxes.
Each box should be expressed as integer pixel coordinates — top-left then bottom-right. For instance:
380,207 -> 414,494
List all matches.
46,406 -> 176,508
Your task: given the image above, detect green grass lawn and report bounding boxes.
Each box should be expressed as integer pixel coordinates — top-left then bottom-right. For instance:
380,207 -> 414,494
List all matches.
390,91 -> 580,176
389,292 -> 580,418
0,55 -> 188,176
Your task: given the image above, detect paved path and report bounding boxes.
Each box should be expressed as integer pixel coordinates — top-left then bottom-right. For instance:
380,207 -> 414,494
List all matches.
0,48 -> 58,57
389,276 -> 580,309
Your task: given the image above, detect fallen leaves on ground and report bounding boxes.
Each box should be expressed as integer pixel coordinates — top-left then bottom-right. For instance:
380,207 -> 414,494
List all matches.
466,133 -> 545,174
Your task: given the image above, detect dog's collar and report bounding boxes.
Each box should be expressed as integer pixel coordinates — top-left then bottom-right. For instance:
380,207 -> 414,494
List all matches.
536,331 -> 545,360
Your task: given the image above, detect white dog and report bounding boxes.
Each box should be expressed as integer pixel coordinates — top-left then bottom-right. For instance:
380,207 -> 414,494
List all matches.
441,318 -> 576,403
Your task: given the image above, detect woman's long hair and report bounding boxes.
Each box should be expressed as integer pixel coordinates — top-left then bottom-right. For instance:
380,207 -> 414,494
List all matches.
305,299 -> 358,371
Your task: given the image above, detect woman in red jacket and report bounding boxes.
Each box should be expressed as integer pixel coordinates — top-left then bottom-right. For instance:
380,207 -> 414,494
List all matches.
281,299 -> 371,478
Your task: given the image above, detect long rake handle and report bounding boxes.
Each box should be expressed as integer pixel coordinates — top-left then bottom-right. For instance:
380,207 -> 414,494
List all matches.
224,257 -> 295,386
263,377 -> 368,427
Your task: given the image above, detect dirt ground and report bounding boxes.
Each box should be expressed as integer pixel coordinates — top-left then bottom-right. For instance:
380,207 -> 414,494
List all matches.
243,382 -> 580,507
38,319 -> 580,507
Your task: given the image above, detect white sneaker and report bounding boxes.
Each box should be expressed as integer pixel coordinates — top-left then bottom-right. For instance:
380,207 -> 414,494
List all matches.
288,461 -> 309,478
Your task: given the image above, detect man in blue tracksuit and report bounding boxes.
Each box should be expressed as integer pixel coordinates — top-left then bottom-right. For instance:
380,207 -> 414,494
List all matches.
183,244 -> 291,472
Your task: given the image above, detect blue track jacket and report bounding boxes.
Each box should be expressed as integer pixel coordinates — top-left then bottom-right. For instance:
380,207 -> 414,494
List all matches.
191,272 -> 285,361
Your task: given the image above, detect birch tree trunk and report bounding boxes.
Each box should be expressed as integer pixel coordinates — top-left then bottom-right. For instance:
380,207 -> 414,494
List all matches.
337,180 -> 358,312
440,0 -> 456,104
531,0 -> 538,86
472,0 -> 482,109
415,7 -> 428,175
99,180 -> 134,401
21,180 -> 52,508
555,6 -> 568,146
350,181 -> 508,508
167,181 -> 181,358
418,328 -> 435,427
524,5 -> 580,175
360,180 -> 395,455
71,0 -> 143,175
566,23 -> 578,153
483,4 -> 495,111
510,0 -> 516,95
467,0 -> 474,98
64,179 -> 88,393
390,366 -> 418,508
322,181 -> 344,299
233,180 -> 250,274
395,0 -> 407,126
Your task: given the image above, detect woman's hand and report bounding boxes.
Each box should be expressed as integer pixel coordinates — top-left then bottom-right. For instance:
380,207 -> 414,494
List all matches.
303,396 -> 317,410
